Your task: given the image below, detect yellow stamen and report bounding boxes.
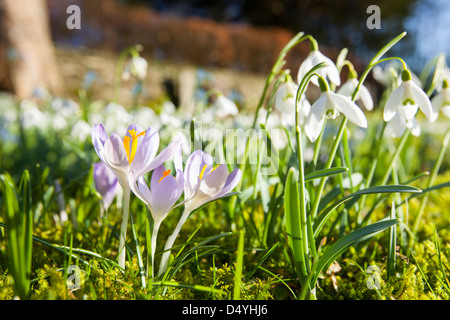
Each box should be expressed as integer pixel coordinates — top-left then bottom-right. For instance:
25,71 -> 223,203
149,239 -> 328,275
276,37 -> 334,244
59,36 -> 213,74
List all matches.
159,169 -> 171,183
199,164 -> 208,180
123,129 -> 145,164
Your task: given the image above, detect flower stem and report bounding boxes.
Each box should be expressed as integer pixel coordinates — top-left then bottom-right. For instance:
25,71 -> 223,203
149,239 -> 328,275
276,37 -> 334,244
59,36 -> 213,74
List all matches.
158,209 -> 192,277
151,219 -> 162,279
310,117 -> 349,220
118,188 -> 130,270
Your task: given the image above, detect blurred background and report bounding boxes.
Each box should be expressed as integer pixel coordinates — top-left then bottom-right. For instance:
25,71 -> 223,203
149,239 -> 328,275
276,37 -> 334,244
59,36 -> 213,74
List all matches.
1,0 -> 449,106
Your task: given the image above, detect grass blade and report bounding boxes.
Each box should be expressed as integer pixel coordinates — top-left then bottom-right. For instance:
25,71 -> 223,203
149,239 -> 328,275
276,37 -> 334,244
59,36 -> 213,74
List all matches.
311,218 -> 401,287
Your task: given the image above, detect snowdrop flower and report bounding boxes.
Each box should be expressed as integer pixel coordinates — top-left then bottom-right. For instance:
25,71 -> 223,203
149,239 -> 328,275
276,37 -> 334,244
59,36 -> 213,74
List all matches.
129,164 -> 184,277
122,56 -> 148,81
305,76 -> 367,142
93,162 -> 118,213
383,69 -> 433,123
297,40 -> 340,87
385,112 -> 421,138
213,94 -> 239,119
274,79 -> 311,126
337,70 -> 373,111
20,100 -> 48,130
431,79 -> 450,120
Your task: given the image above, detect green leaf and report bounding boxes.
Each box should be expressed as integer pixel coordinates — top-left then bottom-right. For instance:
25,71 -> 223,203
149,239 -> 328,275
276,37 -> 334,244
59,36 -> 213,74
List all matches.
305,167 -> 349,182
284,167 -> 307,282
313,185 -> 421,237
311,218 -> 401,286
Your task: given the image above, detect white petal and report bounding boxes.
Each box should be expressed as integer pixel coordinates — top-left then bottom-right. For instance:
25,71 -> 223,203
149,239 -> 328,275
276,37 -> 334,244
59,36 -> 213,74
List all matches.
297,53 -> 315,85
431,93 -> 443,122
385,113 -> 406,138
329,92 -> 367,128
406,118 -> 421,137
410,83 -> 433,121
305,94 -> 327,142
442,105 -> 450,119
358,84 -> 374,111
384,85 -> 405,121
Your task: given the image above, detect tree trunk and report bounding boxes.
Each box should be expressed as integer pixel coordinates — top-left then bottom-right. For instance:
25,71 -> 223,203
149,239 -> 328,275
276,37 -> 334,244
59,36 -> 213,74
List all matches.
0,0 -> 63,99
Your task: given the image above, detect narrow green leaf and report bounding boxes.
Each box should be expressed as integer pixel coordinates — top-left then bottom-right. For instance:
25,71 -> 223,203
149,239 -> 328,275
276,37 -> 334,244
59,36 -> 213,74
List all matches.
305,167 -> 349,182
313,185 -> 421,237
311,218 -> 401,286
284,168 -> 307,282
233,229 -> 245,300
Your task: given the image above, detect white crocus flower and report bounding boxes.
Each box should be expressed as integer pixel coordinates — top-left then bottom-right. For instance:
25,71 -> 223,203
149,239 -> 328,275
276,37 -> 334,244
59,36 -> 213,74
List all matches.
431,79 -> 450,120
383,69 -> 433,123
337,71 -> 373,111
305,76 -> 367,142
274,79 -> 311,126
297,42 -> 341,87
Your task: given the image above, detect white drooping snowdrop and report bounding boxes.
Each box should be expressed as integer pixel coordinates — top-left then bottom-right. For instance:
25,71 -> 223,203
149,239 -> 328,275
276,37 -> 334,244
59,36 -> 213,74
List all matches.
304,76 -> 367,142
383,69 -> 434,137
431,79 -> 450,120
337,70 -> 374,111
297,40 -> 341,87
274,78 -> 311,127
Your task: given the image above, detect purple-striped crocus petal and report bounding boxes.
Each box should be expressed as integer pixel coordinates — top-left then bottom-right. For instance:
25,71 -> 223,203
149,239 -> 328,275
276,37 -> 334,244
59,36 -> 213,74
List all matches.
200,164 -> 228,197
213,168 -> 242,200
92,124 -> 109,163
94,162 -> 118,210
145,134 -> 182,174
184,150 -> 213,197
151,175 -> 180,222
103,134 -> 129,189
130,127 -> 160,178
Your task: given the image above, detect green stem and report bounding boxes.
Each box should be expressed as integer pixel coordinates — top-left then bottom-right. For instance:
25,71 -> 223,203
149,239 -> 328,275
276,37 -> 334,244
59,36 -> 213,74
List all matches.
412,129 -> 450,234
118,188 -> 130,270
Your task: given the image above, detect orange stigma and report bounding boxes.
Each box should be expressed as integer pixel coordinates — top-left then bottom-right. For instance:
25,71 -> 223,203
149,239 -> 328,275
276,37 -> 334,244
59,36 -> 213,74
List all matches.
123,129 -> 145,164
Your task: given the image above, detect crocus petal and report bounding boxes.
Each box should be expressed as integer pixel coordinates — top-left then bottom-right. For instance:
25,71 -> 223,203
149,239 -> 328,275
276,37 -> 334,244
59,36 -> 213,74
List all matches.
305,94 -> 327,142
184,150 -> 213,196
146,134 -> 182,173
150,165 -> 166,193
130,127 -> 159,177
328,91 -> 367,128
410,83 -> 433,121
151,175 -> 180,221
94,162 -> 118,210
92,124 -> 109,163
384,85 -> 405,122
213,168 -> 242,200
200,164 -> 228,197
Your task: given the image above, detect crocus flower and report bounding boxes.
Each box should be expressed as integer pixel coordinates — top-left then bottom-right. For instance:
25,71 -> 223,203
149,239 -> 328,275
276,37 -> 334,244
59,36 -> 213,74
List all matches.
91,123 -> 180,269
158,149 -> 242,276
274,79 -> 311,126
305,76 -> 367,142
297,41 -> 341,87
383,69 -> 433,123
431,79 -> 450,120
129,164 -> 184,277
93,162 -> 118,213
337,71 -> 374,111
